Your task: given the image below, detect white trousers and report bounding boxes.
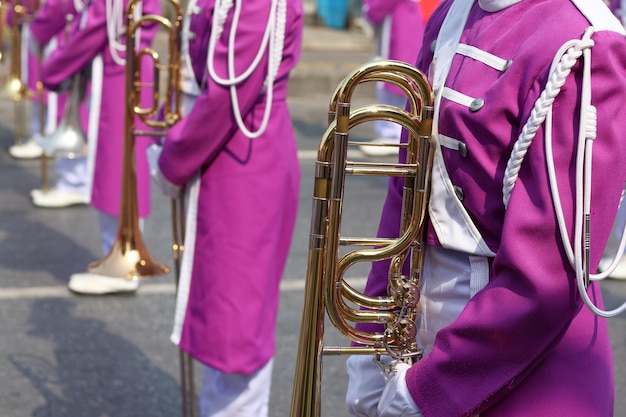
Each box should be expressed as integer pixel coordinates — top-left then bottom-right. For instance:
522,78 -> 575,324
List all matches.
55,157 -> 88,194
31,101 -> 42,137
200,358 -> 274,417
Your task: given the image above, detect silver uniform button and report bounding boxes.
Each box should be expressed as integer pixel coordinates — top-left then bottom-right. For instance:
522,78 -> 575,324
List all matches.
458,142 -> 468,157
469,98 -> 484,112
454,185 -> 464,201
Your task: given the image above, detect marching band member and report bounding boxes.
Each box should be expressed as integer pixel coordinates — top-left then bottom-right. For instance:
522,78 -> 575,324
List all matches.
148,0 -> 303,415
40,0 -> 160,294
5,0 -> 44,159
346,0 -> 626,416
28,0 -> 90,208
358,0 -> 428,157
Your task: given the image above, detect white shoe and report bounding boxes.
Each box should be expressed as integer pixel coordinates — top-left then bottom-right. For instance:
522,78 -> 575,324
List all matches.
359,137 -> 400,157
31,188 -> 87,208
68,272 -> 140,295
9,140 -> 44,159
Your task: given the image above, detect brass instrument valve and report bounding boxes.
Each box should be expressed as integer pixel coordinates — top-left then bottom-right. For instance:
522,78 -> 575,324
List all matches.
388,275 -> 421,308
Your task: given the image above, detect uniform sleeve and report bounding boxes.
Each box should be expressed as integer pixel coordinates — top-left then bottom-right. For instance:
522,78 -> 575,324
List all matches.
29,0 -> 76,46
158,1 -> 301,185
405,31 -> 626,417
5,0 -> 39,28
362,0 -> 403,25
40,0 -> 108,90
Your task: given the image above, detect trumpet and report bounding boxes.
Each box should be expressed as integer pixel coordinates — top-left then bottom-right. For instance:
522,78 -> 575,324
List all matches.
289,60 -> 434,417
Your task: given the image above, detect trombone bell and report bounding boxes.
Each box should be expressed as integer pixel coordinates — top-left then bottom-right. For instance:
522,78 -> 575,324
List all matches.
88,228 -> 170,280
35,119 -> 87,158
0,77 -> 27,100
35,72 -> 88,158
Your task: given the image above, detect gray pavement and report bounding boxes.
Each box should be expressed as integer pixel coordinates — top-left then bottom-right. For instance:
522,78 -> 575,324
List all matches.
0,21 -> 624,417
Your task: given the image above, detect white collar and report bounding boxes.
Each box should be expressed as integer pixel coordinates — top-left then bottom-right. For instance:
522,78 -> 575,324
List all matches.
478,0 -> 522,12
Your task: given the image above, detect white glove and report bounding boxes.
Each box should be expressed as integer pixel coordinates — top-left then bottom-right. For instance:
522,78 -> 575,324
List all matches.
345,355 -> 394,417
377,362 -> 423,417
146,144 -> 181,199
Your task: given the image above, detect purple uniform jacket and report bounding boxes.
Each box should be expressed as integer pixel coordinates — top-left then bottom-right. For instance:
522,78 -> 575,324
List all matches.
362,0 -> 425,95
163,0 -> 302,374
361,0 -> 626,416
40,0 -> 158,217
28,0 -> 76,44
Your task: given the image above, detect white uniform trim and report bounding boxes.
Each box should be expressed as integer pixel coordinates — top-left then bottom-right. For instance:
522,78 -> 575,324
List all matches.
180,0 -> 203,96
21,23 -> 30,83
45,92 -> 59,135
439,134 -> 463,152
478,0 -> 521,12
429,0 -> 495,256
85,54 -> 103,205
456,43 -> 510,71
380,15 -> 391,60
170,171 -> 201,345
571,0 -> 625,34
442,86 -> 479,108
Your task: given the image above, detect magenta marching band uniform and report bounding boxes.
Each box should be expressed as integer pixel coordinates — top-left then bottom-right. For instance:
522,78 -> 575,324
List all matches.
163,0 -> 303,375
351,0 -> 626,416
39,0 -> 158,218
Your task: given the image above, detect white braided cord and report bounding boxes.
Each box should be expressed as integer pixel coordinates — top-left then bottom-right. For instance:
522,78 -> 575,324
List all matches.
206,0 -> 287,139
105,0 -> 141,66
503,27 -> 626,317
502,35 -> 594,207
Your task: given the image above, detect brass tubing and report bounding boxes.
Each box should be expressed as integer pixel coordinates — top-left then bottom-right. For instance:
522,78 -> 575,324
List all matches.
172,192 -> 196,417
290,60 -> 434,417
37,50 -> 48,192
88,0 -> 182,280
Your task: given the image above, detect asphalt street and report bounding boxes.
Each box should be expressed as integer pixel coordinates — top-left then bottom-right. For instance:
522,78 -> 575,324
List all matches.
0,24 -> 624,417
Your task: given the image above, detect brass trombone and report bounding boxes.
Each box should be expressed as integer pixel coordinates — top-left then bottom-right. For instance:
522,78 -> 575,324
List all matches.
0,0 -> 30,100
88,0 -> 182,280
1,0 -> 34,148
289,60 -> 434,417
0,2 -> 7,64
36,12 -> 88,161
